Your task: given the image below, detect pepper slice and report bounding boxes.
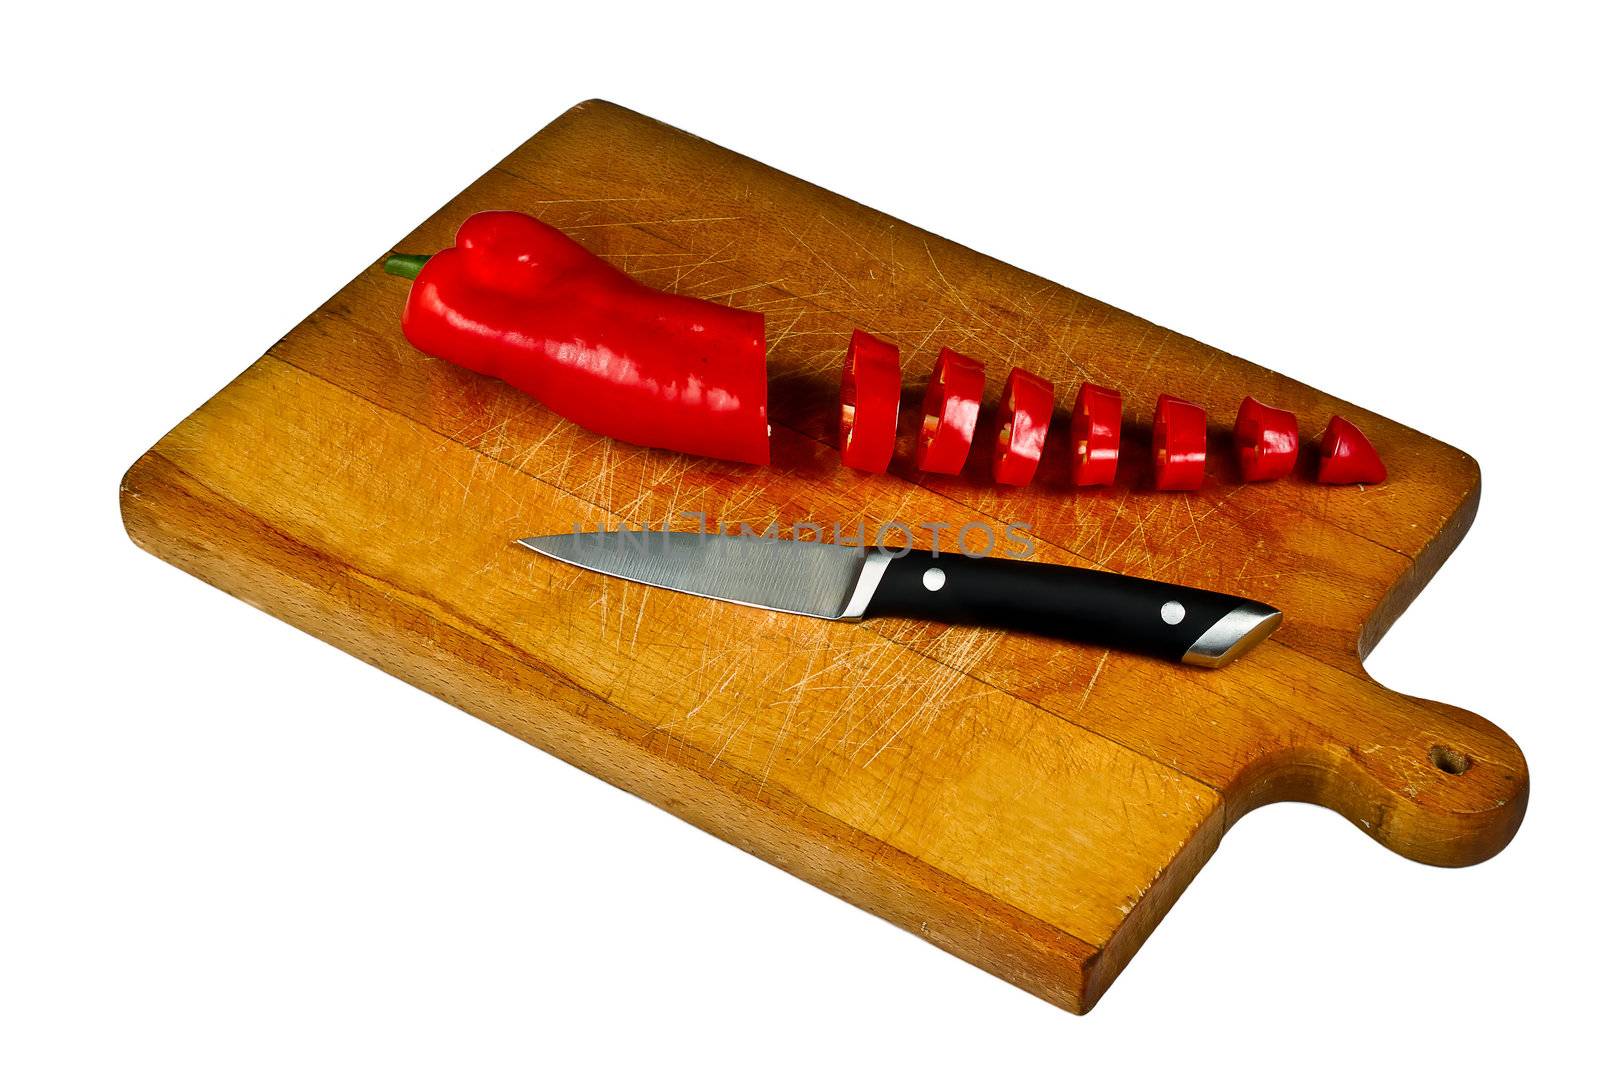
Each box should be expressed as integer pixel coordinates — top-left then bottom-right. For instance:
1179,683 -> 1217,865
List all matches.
915,348 -> 985,474
1233,396 -> 1299,481
839,329 -> 902,473
1067,383 -> 1123,487
1152,394 -> 1208,490
1317,415 -> 1387,484
387,211 -> 769,465
993,368 -> 1055,486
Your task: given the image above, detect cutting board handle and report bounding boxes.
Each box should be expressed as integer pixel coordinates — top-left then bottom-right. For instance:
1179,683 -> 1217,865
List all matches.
1228,672 -> 1528,867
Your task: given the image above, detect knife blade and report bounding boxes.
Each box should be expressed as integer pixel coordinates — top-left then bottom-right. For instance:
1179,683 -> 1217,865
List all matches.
517,531 -> 1282,668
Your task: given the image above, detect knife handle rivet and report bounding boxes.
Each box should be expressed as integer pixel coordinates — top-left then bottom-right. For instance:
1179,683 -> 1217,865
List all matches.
922,567 -> 947,592
1161,600 -> 1186,625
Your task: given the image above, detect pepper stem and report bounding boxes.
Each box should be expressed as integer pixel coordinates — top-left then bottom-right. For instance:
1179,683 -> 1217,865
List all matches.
383,253 -> 431,279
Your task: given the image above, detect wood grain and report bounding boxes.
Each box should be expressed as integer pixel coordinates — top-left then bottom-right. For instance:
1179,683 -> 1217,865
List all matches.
120,100 -> 1527,1013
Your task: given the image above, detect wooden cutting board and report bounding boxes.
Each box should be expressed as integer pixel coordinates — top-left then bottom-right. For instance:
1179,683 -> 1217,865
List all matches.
120,100 -> 1527,1013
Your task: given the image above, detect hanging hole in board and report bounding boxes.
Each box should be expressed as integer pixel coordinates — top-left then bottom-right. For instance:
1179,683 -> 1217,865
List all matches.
1429,745 -> 1472,776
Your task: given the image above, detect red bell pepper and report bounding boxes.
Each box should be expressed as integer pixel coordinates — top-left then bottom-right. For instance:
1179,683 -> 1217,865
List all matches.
1152,394 -> 1208,490
1067,383 -> 1122,487
1317,415 -> 1387,484
993,368 -> 1055,486
915,348 -> 985,474
1233,396 -> 1299,481
384,211 -> 770,465
839,329 -> 902,473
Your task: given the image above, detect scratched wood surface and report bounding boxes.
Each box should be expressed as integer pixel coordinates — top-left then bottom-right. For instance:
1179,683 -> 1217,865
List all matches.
120,100 -> 1527,1012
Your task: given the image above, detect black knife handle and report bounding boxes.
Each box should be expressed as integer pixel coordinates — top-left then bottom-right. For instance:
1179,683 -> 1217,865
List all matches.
860,550 -> 1281,667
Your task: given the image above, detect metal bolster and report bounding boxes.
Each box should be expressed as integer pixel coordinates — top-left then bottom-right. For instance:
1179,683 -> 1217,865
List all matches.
838,550 -> 893,621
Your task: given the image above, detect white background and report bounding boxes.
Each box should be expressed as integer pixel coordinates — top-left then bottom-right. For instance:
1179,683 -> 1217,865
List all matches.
4,2 -> 1597,1066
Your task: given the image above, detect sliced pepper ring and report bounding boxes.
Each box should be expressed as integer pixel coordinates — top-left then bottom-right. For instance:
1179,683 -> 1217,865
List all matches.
1234,396 -> 1299,481
1317,415 -> 1387,484
839,329 -> 902,473
993,368 -> 1056,486
1152,394 -> 1208,491
914,347 -> 985,475
1067,383 -> 1123,487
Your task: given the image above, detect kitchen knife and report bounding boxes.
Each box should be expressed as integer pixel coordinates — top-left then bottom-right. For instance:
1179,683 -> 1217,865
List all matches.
517,531 -> 1282,668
